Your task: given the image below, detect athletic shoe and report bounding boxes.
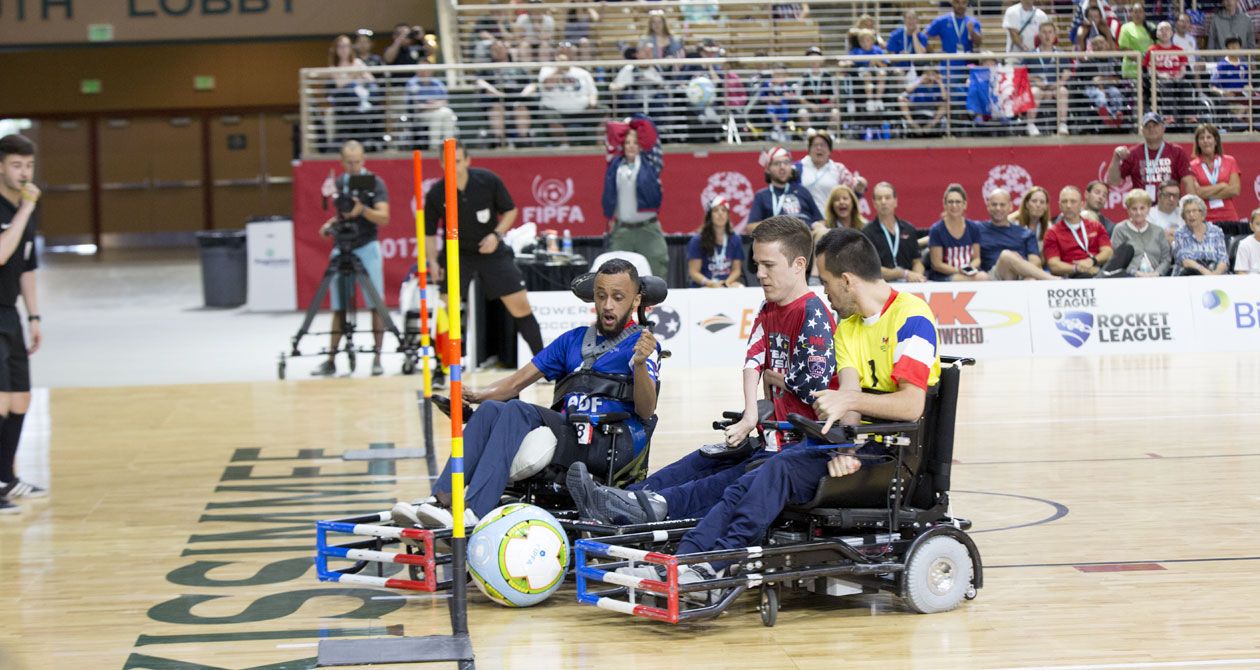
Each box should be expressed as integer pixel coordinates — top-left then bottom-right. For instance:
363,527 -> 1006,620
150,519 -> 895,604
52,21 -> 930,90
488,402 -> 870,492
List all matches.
311,360 -> 336,377
371,359 -> 384,377
1057,123 -> 1069,136
615,563 -> 667,581
390,500 -> 477,530
679,563 -> 725,605
431,368 -> 448,389
566,461 -> 666,525
1026,122 -> 1041,137
0,480 -> 46,499
0,497 -> 17,514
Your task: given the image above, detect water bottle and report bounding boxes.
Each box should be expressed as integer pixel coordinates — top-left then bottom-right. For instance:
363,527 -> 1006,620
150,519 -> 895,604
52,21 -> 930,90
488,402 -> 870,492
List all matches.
562,229 -> 573,256
1138,253 -> 1153,275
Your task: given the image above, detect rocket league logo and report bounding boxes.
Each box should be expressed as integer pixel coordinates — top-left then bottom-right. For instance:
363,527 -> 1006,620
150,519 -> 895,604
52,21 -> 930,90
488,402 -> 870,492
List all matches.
1053,310 -> 1093,348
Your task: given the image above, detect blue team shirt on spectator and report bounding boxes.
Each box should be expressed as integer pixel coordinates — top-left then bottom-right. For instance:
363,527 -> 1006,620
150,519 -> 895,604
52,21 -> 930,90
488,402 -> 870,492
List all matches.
531,324 -> 661,452
1212,59 -> 1248,89
850,45 -> 887,69
928,219 -> 983,281
686,233 -> 743,285
977,220 -> 1040,271
908,79 -> 944,105
926,13 -> 981,54
887,27 -> 929,63
748,183 -> 824,226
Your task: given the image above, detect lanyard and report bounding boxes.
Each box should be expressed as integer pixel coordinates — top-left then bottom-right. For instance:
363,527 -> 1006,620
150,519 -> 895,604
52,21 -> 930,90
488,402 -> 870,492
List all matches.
951,15 -> 968,46
1203,156 -> 1222,185
770,186 -> 788,216
1144,142 -> 1165,170
1066,221 -> 1091,254
882,221 -> 900,259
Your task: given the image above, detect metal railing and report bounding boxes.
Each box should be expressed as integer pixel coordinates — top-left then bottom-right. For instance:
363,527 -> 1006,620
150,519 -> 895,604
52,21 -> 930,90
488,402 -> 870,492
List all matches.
299,49 -> 1257,157
443,0 -> 1197,64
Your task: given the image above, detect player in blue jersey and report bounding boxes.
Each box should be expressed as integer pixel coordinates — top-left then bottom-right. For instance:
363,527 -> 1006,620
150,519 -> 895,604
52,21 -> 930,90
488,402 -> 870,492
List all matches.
392,258 -> 661,528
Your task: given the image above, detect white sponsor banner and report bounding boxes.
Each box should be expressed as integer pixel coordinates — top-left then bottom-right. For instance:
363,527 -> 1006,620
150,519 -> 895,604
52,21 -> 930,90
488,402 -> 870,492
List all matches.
1186,275 -> 1260,352
904,282 -> 1033,359
1027,279 -> 1196,355
520,276 -> 1260,367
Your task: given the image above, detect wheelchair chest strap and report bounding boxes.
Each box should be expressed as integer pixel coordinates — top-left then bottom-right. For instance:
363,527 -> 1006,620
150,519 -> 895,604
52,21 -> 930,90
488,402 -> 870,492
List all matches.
579,324 -> 641,371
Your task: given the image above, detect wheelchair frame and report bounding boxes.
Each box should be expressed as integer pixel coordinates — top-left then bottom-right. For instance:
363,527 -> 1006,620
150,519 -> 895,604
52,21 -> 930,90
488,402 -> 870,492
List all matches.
572,357 -> 983,626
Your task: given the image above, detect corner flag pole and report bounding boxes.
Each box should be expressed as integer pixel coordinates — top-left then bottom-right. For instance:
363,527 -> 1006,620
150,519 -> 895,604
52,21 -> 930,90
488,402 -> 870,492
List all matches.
442,138 -> 469,636
412,151 -> 435,458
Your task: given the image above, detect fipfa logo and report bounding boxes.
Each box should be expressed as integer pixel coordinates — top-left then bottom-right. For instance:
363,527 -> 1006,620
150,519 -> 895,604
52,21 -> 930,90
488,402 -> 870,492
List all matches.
524,176 -> 585,225
1202,289 -> 1230,313
648,305 -> 682,340
1053,310 -> 1094,348
982,164 -> 1034,205
701,171 -> 755,226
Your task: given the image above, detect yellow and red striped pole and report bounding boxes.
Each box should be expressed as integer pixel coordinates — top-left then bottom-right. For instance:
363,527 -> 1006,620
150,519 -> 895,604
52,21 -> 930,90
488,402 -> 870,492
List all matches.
412,151 -> 434,399
412,150 -> 437,468
442,138 -> 469,635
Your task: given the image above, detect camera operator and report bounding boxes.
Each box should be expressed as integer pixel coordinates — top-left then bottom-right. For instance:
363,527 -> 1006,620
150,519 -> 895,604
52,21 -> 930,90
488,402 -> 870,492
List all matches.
314,140 -> 390,377
424,140 -> 545,358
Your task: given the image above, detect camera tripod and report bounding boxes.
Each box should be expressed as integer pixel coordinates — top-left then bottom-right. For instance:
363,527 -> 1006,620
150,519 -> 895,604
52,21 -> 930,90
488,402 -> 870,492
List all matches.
279,241 -> 414,379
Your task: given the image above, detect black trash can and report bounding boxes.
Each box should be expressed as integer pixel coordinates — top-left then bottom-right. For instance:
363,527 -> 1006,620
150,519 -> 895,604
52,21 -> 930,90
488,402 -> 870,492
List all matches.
195,230 -> 247,308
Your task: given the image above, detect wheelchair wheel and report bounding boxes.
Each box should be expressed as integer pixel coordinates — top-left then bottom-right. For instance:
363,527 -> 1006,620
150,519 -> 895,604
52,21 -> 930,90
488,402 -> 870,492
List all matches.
277,354 -> 286,380
401,358 -> 416,375
347,349 -> 357,373
759,584 -> 779,627
902,535 -> 974,614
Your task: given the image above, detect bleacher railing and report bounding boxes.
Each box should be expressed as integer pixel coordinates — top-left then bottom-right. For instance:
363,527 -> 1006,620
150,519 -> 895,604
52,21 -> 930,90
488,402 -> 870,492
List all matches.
299,49 -> 1256,158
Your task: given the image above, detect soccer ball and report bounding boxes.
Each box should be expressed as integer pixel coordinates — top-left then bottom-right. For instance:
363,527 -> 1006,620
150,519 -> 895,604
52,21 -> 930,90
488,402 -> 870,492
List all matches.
467,503 -> 569,607
686,76 -> 716,108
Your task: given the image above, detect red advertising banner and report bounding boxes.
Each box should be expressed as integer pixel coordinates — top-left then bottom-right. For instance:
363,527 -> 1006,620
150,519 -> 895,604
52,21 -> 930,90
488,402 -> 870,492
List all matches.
293,140 -> 1260,307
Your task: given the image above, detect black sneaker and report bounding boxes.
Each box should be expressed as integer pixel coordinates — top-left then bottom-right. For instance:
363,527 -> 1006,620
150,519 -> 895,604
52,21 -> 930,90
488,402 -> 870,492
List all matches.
0,480 -> 46,499
0,496 -> 18,514
431,368 -> 448,389
566,461 -> 666,525
311,360 -> 336,377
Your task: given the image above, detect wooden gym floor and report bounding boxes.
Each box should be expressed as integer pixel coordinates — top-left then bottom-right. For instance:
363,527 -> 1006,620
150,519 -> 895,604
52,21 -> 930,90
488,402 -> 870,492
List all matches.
2,352 -> 1259,670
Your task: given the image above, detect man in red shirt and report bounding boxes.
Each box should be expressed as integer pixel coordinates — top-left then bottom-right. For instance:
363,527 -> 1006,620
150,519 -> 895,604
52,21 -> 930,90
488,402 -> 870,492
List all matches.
1044,186 -> 1115,277
1104,111 -> 1194,199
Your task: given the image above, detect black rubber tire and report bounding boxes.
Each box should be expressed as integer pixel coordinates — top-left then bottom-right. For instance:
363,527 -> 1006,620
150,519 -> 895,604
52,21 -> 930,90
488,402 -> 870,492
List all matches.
759,585 -> 779,627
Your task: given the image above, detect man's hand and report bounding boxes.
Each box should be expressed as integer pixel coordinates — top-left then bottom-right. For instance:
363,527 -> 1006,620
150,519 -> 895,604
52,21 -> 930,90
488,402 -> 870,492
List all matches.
827,453 -> 861,478
26,320 -> 40,355
427,261 -> 444,282
813,388 -> 861,433
723,417 -> 756,446
319,218 -> 336,237
631,328 -> 657,368
347,198 -> 365,219
1113,145 -> 1131,161
906,271 -> 927,283
763,369 -> 787,391
19,183 -> 41,207
462,386 -> 484,404
478,233 -> 499,255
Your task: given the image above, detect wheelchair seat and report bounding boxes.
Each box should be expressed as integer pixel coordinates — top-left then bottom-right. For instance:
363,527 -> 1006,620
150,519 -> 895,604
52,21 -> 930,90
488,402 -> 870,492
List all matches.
783,357 -> 968,528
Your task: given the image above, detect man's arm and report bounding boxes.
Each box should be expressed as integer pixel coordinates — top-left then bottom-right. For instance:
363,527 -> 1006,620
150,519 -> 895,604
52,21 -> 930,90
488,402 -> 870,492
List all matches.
630,330 -> 659,420
359,200 -> 389,228
495,207 -> 518,236
425,235 -> 443,280
1105,146 -> 1128,186
814,368 -> 929,430
0,185 -> 38,265
467,362 -> 546,403
19,271 -> 39,355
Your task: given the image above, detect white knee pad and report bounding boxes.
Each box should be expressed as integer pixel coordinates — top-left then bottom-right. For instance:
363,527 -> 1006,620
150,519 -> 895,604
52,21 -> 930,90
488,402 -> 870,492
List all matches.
509,427 -> 557,482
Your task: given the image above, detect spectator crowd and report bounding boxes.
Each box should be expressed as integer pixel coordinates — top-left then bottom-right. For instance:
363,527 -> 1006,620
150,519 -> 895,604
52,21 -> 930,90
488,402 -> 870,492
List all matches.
314,0 -> 1259,151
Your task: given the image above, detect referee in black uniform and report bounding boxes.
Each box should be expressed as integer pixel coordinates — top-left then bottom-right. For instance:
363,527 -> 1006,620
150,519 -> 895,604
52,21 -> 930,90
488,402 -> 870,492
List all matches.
424,140 -> 545,356
0,134 -> 45,514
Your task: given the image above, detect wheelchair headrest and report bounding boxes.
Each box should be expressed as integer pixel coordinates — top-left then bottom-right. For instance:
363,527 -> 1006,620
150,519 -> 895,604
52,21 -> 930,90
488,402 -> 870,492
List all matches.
570,272 -> 668,307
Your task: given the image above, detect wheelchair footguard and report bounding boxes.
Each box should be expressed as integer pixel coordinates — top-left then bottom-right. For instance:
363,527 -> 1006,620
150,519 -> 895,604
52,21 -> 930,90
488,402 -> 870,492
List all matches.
574,522 -> 983,626
314,508 -> 697,593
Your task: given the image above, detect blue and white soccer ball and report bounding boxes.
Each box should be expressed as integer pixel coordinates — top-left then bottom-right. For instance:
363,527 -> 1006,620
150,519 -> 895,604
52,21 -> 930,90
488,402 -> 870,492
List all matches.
467,503 -> 570,607
686,75 -> 716,109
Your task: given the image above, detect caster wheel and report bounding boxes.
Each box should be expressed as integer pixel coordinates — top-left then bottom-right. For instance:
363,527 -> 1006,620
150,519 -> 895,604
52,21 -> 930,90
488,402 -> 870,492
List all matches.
347,350 -> 357,374
277,355 -> 287,380
401,359 -> 416,375
759,585 -> 779,627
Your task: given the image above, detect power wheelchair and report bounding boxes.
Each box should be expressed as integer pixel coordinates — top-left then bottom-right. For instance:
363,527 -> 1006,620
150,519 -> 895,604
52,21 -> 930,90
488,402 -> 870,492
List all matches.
572,356 -> 981,625
314,271 -> 698,592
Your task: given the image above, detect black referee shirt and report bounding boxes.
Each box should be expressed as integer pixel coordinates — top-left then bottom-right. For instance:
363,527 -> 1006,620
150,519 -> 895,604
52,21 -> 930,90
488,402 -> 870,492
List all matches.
424,167 -> 515,251
0,195 -> 38,306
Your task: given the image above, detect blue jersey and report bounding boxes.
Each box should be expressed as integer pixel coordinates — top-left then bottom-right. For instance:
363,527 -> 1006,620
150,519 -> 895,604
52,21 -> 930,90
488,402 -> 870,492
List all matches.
531,324 -> 661,450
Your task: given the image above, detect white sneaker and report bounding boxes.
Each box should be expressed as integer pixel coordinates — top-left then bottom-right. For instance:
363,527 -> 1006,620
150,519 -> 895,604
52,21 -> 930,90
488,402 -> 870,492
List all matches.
865,99 -> 878,113
1026,122 -> 1041,137
1057,123 -> 1069,135
413,502 -> 478,529
875,99 -> 886,112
